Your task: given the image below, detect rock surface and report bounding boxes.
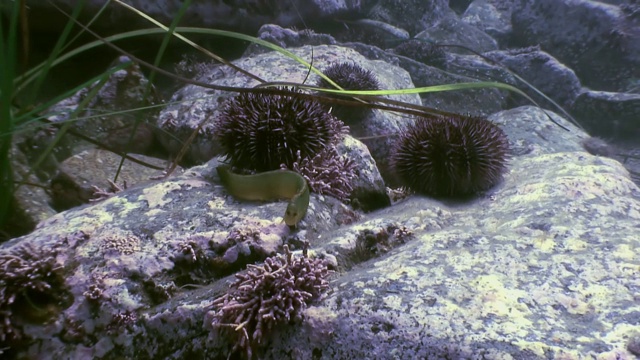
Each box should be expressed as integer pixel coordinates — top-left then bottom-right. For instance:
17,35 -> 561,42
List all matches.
511,0 -> 640,92
571,90 -> 640,139
4,0 -> 640,358
2,106 -> 639,359
50,149 -> 171,211
485,47 -> 582,110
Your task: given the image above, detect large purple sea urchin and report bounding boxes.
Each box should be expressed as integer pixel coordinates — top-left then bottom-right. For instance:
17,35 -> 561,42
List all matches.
214,88 -> 346,172
391,116 -> 509,197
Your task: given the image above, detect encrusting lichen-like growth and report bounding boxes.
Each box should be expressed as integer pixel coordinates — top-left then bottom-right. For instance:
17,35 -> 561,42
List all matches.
0,243 -> 69,345
209,244 -> 332,359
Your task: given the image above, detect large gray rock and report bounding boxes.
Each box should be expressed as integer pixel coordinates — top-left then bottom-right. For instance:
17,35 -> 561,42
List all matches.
266,145 -> 640,358
2,105 -> 639,359
392,53 -> 509,117
484,47 -> 583,109
462,0 -> 514,44
511,0 -> 640,92
570,90 -> 640,139
366,0 -> 454,35
415,15 -> 498,54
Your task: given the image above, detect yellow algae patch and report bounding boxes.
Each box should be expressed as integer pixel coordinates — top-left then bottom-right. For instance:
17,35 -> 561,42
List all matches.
582,283 -> 611,299
140,182 -> 181,208
363,288 -> 376,296
613,244 -> 635,260
572,283 -> 622,309
145,208 -> 165,218
554,293 -> 591,315
67,208 -> 114,231
533,234 -> 556,252
208,198 -> 226,209
472,274 -> 532,328
438,299 -> 463,320
565,237 -> 588,251
383,294 -> 403,311
513,183 -> 551,202
601,323 -> 639,350
384,266 -> 419,281
175,178 -> 210,189
106,196 -> 140,218
513,341 -> 547,358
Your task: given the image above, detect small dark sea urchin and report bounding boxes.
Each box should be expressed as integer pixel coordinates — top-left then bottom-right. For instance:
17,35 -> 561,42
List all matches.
391,116 -> 509,197
214,88 -> 346,171
316,62 -> 380,123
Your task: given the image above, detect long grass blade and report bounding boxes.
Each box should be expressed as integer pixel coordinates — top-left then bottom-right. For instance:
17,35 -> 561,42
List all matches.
0,0 -> 23,230
113,0 -> 194,182
22,1 -> 85,107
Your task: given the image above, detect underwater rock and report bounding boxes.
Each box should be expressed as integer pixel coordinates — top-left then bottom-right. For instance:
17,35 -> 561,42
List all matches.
2,106 -> 639,359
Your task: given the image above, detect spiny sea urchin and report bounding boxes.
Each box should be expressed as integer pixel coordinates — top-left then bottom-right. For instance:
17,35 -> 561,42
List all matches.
391,115 -> 509,197
316,62 -> 380,123
214,87 -> 346,171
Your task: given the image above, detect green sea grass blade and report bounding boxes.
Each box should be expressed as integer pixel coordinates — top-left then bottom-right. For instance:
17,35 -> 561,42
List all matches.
16,24 -> 344,92
29,70 -> 114,174
13,62 -> 132,128
0,0 -> 22,228
22,1 -> 85,107
111,0 -> 195,182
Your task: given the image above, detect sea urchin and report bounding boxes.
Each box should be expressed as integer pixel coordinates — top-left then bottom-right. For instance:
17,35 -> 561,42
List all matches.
391,115 -> 509,197
316,62 -> 380,123
214,87 -> 346,172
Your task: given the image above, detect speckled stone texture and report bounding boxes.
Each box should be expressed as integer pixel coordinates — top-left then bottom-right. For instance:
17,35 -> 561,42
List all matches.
2,104 -> 639,359
264,108 -> 640,359
512,0 -> 640,92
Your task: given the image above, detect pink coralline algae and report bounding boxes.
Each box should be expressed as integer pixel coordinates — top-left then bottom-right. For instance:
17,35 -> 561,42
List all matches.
209,245 -> 332,358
